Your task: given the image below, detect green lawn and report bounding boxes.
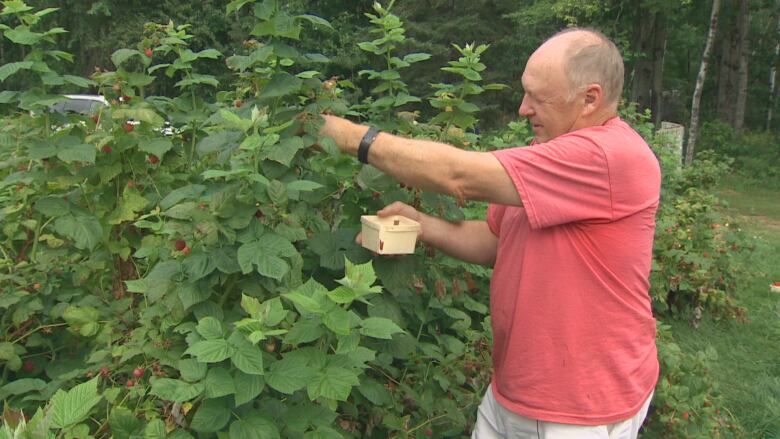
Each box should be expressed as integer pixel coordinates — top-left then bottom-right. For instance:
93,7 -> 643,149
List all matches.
667,176 -> 780,438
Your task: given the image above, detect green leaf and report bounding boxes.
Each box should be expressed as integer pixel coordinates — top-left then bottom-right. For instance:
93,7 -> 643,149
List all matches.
189,398 -> 231,433
0,378 -> 46,396
336,259 -> 381,297
265,358 -> 316,394
228,414 -> 280,439
183,253 -> 216,281
0,61 -> 33,81
138,138 -> 173,158
185,339 -> 235,363
4,26 -> 41,45
260,136 -> 304,166
54,214 -> 102,251
175,74 -> 219,89
284,316 -> 324,345
178,358 -> 207,382
62,75 -> 95,88
283,291 -> 325,315
49,377 -> 102,429
258,72 -> 302,99
236,234 -> 297,279
144,419 -> 167,439
111,49 -> 142,67
196,317 -> 223,340
149,378 -> 204,403
403,53 -> 432,63
303,428 -> 344,439
112,108 -> 164,128
297,14 -> 333,30
233,371 -> 265,406
109,406 -> 144,439
230,342 -> 265,375
360,317 -> 403,340
34,196 -> 69,217
204,367 -> 236,398
57,143 -> 96,164
286,180 -> 323,192
306,366 -> 359,401
358,379 -> 392,406
323,307 -> 351,336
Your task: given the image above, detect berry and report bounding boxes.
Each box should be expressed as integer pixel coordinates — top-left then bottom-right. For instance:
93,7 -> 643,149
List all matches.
425,429 -> 433,437
102,145 -> 112,154
144,48 -> 153,57
147,155 -> 159,164
91,115 -> 100,124
99,367 -> 110,377
124,122 -> 134,133
174,240 -> 186,251
126,379 -> 134,388
234,99 -> 243,108
372,191 -> 381,200
132,367 -> 144,378
121,95 -> 131,103
126,180 -> 136,189
86,370 -> 94,378
33,282 -> 42,290
265,340 -> 276,353
255,210 -> 264,219
682,412 -> 689,420
181,246 -> 191,256
22,361 -> 35,373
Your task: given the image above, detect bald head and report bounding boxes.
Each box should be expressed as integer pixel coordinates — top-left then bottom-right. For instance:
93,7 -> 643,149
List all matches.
533,28 -> 625,109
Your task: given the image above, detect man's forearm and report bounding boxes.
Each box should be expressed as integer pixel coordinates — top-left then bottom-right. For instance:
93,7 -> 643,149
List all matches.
319,115 -> 522,206
416,214 -> 497,266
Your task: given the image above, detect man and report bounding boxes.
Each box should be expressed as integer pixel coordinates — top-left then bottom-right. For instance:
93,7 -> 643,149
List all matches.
319,28 -> 660,439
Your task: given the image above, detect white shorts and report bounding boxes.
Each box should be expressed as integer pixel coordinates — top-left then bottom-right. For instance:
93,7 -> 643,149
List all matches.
471,387 -> 654,439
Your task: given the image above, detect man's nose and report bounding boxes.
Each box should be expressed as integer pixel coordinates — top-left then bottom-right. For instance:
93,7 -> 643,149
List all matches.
518,95 -> 532,117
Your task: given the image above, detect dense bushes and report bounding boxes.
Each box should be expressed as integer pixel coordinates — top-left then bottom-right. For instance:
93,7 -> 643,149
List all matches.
0,1 -> 750,438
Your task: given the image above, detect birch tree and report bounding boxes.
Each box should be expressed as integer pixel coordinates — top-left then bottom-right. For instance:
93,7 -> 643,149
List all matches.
686,0 -> 721,166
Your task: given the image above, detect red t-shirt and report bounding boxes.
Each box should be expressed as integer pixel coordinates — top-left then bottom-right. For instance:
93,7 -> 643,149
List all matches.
487,117 -> 661,425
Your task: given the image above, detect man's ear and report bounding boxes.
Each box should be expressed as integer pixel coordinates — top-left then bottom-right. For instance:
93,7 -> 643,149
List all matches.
581,83 -> 603,116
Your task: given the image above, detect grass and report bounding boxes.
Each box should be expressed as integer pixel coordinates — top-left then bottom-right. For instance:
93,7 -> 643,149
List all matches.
666,175 -> 780,438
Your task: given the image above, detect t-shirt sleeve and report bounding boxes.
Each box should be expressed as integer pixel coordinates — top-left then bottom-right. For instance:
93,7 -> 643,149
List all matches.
491,134 -> 613,229
487,204 -> 505,236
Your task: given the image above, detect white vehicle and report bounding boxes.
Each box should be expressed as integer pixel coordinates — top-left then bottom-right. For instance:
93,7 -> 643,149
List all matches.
47,94 -> 108,115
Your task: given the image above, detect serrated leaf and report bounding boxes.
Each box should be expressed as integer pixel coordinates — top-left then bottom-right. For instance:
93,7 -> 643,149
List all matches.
185,339 -> 235,363
228,414 -> 280,439
258,72 -> 302,99
112,108 -> 164,127
233,371 -> 265,407
0,61 -> 34,81
204,367 -> 236,398
109,406 -> 143,439
196,317 -> 223,340
265,358 -> 315,394
149,378 -> 204,403
48,377 -> 102,429
230,342 -> 265,375
111,49 -> 142,67
322,307 -> 351,336
306,366 -> 359,401
178,358 -> 207,382
360,317 -> 403,340
57,143 -> 95,164
0,378 -> 46,396
286,180 -> 323,192
138,138 -> 173,158
144,419 -> 167,439
189,398 -> 231,433
54,214 -> 102,251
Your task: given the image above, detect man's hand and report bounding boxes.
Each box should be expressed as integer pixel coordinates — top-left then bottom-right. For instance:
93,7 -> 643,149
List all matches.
356,201 -> 423,247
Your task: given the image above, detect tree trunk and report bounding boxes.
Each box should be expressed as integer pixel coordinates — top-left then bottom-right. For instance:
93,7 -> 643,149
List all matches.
629,3 -> 656,112
716,0 -> 739,125
651,12 -> 668,127
686,0 -> 721,166
734,0 -> 750,132
767,5 -> 780,130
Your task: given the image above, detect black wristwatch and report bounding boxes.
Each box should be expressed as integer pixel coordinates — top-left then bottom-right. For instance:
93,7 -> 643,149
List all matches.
358,126 -> 381,164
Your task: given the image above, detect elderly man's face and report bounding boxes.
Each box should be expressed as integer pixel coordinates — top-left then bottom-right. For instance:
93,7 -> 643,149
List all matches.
518,40 -> 585,143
